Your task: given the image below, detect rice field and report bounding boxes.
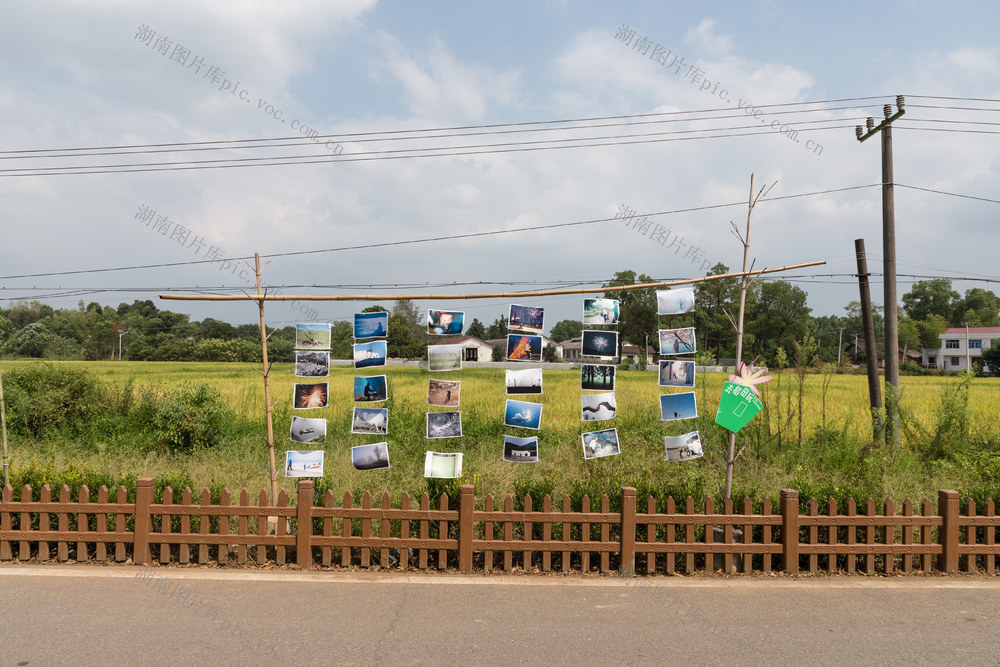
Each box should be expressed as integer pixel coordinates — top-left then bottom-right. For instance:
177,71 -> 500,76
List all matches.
3,359 -> 999,502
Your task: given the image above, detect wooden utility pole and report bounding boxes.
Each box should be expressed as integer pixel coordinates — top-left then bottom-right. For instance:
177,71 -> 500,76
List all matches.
855,238 -> 883,441
856,96 -> 904,446
724,173 -> 775,501
253,253 -> 279,505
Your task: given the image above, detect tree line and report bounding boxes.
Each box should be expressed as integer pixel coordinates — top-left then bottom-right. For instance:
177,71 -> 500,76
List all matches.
1,271 -> 996,366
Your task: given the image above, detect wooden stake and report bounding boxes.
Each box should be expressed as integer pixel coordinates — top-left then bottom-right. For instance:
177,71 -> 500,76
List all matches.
0,369 -> 8,488
158,261 -> 825,303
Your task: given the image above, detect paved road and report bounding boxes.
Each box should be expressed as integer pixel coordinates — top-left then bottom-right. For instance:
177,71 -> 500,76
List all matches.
2,566 -> 999,666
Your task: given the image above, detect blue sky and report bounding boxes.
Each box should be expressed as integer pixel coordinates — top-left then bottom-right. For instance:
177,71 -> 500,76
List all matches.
1,0 -> 998,336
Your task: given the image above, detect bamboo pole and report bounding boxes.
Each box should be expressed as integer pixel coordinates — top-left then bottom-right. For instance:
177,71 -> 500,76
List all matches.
159,261 -> 825,303
0,369 -> 8,488
252,253 -> 279,506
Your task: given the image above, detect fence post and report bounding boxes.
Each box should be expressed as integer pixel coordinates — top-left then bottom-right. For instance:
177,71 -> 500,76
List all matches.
938,489 -> 960,573
459,484 -> 474,573
620,487 -> 636,576
780,488 -> 799,575
133,478 -> 154,565
297,480 -> 314,569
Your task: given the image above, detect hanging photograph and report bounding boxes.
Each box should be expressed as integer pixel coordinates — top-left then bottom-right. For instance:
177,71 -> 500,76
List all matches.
582,428 -> 621,460
583,298 -> 620,325
294,350 -> 330,377
284,450 -> 324,477
289,416 -> 327,444
506,334 -> 542,362
503,435 -> 539,463
353,340 -> 387,368
664,431 -> 704,462
354,311 -> 389,339
656,288 -> 695,315
427,309 -> 465,335
658,327 -> 697,356
503,399 -> 543,430
505,368 -> 543,395
351,407 -> 388,435
581,392 -> 617,421
581,330 -> 618,359
353,375 -> 388,402
427,379 -> 461,407
428,344 -> 463,372
295,323 -> 332,350
426,411 -> 463,439
659,392 -> 698,421
580,364 -> 616,391
659,360 -> 696,388
508,304 -> 545,335
351,442 -> 390,471
293,382 -> 329,409
424,451 -> 463,479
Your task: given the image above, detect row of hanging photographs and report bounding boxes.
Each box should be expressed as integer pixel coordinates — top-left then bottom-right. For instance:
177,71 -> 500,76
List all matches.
284,430 -> 704,479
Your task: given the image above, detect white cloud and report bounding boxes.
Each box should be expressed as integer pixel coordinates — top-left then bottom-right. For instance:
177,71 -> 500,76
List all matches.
684,19 -> 734,59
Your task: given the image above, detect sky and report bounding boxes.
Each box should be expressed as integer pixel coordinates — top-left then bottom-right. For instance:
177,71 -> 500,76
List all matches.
1,0 -> 998,337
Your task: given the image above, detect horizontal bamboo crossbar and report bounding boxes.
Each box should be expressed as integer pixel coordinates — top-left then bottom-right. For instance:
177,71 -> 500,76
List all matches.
158,261 -> 825,303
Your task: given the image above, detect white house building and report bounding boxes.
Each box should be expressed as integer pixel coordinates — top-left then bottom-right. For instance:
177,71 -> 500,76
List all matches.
922,326 -> 1000,371
429,336 -> 495,362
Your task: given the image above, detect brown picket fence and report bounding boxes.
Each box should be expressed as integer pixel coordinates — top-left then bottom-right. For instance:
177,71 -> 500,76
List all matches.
2,479 -> 998,574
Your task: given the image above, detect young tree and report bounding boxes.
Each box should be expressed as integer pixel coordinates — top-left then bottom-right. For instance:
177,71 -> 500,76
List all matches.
901,279 -> 959,323
466,317 -> 486,339
542,342 -> 560,362
484,315 -> 508,341
548,319 -> 583,343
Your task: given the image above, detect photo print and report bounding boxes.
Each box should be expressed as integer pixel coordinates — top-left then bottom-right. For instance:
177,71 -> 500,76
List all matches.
354,311 -> 388,339
505,368 -> 543,395
583,298 -> 620,325
293,382 -> 329,409
582,428 -> 621,460
581,364 -> 615,391
427,309 -> 464,335
664,431 -> 704,462
284,450 -> 324,478
581,392 -> 617,422
581,330 -> 618,359
508,304 -> 545,335
656,287 -> 695,315
659,392 -> 698,421
427,379 -> 461,407
353,340 -> 388,369
424,451 -> 463,479
289,416 -> 327,444
503,399 -> 542,430
426,411 -> 463,439
503,435 -> 539,463
658,327 -> 697,356
351,407 -> 388,435
295,323 -> 332,350
506,334 -> 542,362
428,344 -> 463,372
294,350 -> 330,377
353,375 -> 388,402
658,360 -> 696,388
351,442 -> 390,471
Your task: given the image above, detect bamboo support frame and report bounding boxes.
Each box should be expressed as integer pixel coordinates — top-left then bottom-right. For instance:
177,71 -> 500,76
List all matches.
158,261 -> 825,303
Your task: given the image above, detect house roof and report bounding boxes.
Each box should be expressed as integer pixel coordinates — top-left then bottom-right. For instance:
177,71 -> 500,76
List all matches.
942,327 -> 1000,336
429,336 -> 490,347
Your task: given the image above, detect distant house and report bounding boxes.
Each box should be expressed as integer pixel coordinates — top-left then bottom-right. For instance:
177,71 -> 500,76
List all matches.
844,341 -> 922,368
922,327 -> 1000,371
429,336 -> 494,362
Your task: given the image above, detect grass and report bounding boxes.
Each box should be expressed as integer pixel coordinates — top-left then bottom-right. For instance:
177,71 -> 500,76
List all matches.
2,359 -> 999,505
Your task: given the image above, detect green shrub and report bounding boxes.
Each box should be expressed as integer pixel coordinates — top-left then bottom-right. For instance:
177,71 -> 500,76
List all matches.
153,382 -> 232,452
2,363 -> 105,439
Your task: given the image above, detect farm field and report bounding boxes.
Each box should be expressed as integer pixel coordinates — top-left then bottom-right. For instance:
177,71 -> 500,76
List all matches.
2,360 -> 999,506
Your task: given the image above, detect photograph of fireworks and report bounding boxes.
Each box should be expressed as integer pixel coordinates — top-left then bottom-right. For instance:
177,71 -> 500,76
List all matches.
581,330 -> 618,359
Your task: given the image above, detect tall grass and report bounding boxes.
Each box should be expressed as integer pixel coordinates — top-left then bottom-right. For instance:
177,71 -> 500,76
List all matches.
3,360 -> 1000,505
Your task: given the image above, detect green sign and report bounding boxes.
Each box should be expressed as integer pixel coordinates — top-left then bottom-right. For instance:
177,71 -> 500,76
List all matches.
714,381 -> 763,433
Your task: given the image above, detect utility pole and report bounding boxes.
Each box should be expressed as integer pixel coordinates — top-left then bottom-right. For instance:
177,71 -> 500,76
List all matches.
965,322 -> 972,371
118,330 -> 128,360
855,238 -> 883,441
856,95 -> 905,447
837,328 -> 844,366
0,370 -> 8,488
